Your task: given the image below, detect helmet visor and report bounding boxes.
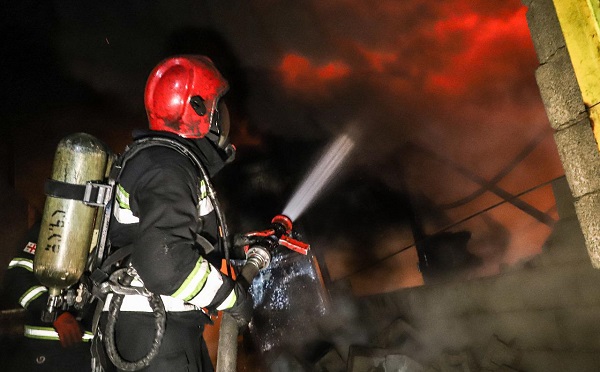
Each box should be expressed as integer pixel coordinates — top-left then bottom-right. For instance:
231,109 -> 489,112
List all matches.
213,101 -> 230,149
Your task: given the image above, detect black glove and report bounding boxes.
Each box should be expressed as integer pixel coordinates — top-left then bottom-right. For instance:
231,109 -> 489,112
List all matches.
228,234 -> 250,260
225,281 -> 252,328
232,233 -> 252,249
231,233 -> 276,250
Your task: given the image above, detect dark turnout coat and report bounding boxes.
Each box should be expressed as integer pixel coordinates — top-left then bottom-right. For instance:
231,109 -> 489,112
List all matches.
98,131 -> 245,372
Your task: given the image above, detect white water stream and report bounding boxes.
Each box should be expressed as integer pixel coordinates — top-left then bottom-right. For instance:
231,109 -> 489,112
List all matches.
282,133 -> 355,221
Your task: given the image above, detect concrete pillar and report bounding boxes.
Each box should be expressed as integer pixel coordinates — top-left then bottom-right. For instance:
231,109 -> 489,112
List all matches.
524,0 -> 600,267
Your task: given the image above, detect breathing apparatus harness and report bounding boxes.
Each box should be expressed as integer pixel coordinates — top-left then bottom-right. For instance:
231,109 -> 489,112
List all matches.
89,136 -> 232,371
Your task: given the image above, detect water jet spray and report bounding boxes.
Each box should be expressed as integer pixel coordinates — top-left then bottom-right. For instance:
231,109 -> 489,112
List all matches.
283,132 -> 355,221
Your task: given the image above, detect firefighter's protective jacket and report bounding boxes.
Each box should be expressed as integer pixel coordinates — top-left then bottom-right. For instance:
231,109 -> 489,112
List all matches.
105,130 -> 240,314
3,223 -> 94,343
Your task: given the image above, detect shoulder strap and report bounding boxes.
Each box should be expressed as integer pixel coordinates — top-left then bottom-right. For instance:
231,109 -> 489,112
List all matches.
94,137 -> 232,273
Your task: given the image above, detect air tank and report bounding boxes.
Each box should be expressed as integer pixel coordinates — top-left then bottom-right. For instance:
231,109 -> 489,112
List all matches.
34,133 -> 110,302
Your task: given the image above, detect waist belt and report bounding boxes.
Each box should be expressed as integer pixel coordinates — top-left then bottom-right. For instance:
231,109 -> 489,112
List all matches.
101,271 -> 198,312
24,325 -> 94,342
102,293 -> 198,312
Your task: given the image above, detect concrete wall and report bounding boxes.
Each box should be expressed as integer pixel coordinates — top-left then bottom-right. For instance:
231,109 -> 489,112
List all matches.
357,177 -> 600,371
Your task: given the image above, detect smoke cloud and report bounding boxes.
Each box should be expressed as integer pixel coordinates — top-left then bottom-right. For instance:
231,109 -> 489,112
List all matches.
4,0 -> 564,294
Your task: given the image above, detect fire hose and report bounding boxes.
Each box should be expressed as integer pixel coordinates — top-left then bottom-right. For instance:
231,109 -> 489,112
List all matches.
216,215 -> 309,372
217,247 -> 270,371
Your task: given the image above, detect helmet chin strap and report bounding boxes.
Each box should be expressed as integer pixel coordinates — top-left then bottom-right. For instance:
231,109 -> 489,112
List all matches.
205,131 -> 236,164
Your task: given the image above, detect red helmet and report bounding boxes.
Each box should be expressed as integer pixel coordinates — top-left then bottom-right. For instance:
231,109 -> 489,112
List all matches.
144,55 -> 229,139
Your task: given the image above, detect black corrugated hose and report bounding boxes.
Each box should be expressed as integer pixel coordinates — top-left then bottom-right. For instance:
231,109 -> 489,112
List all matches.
103,272 -> 166,371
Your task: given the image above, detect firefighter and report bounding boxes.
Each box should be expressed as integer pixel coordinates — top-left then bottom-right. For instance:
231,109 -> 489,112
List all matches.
1,222 -> 94,371
93,55 -> 251,372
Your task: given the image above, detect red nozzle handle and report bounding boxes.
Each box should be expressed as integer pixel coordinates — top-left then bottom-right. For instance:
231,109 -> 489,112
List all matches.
244,214 -> 309,255
271,214 -> 293,234
279,235 -> 310,255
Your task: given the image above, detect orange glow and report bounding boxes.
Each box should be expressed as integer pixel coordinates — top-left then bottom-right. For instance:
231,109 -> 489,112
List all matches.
324,228 -> 424,296
349,246 -> 424,296
357,46 -> 398,73
231,118 -> 262,148
425,7 -> 535,96
317,61 -> 351,80
279,54 -> 311,86
433,13 -> 480,36
204,315 -> 220,365
278,53 -> 350,96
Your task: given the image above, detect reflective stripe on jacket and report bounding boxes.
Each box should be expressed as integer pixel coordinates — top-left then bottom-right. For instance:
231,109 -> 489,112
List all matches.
24,325 -> 94,342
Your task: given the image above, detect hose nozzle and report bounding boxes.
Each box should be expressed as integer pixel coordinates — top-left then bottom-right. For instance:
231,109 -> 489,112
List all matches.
244,215 -> 310,256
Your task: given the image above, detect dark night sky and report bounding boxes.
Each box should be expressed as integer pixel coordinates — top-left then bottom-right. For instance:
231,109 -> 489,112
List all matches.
1,0 -> 564,294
